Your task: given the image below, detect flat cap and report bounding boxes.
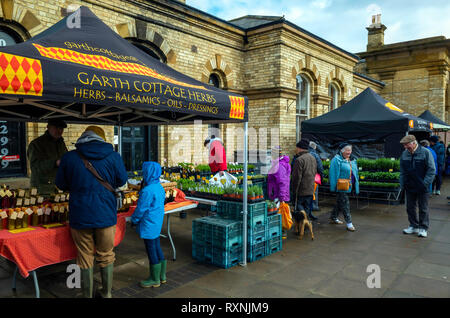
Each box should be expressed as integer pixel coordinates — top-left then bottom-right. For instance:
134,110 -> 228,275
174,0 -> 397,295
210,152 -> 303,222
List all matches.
400,134 -> 416,144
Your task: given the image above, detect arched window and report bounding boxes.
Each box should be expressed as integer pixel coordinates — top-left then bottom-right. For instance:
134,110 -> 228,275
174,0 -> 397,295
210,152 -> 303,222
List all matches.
296,74 -> 310,140
208,74 -> 220,88
329,83 -> 339,111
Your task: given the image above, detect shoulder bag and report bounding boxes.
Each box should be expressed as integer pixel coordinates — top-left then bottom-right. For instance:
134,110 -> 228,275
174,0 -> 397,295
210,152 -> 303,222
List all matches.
76,151 -> 123,210
336,160 -> 352,191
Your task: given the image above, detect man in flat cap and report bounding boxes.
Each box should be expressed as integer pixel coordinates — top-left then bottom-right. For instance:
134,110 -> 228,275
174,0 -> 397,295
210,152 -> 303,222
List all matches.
399,134 -> 435,238
27,119 -> 68,195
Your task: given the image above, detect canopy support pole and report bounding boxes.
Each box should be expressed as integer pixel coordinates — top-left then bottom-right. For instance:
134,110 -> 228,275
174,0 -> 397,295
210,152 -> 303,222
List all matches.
240,121 -> 248,267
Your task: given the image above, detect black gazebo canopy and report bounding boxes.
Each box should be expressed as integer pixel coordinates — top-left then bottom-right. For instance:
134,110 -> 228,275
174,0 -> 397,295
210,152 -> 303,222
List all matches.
0,6 -> 248,126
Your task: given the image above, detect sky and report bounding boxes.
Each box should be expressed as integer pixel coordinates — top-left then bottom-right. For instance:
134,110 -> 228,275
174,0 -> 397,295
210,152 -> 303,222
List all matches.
186,0 -> 450,53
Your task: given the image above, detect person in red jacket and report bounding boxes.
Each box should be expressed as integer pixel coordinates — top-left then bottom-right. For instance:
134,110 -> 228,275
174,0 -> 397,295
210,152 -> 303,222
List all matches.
204,135 -> 227,174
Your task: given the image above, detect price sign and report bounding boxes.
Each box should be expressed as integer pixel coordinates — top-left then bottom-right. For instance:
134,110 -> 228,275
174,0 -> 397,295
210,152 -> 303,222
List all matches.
45,207 -> 52,215
17,211 -> 24,219
31,188 -> 37,196
10,212 -> 17,220
16,198 -> 23,206
30,197 -> 36,205
0,211 -> 7,219
37,208 -> 43,216
37,196 -> 44,204
26,208 -> 33,215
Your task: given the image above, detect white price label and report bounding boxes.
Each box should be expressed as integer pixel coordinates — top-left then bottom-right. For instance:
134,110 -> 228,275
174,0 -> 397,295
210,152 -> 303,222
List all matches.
45,208 -> 52,215
18,190 -> 25,197
0,189 -> 5,197
24,198 -> 30,206
59,206 -> 65,213
31,188 -> 38,196
26,208 -> 33,215
5,190 -> 12,197
66,194 -> 70,200
37,208 -> 43,216
126,197 -> 132,204
0,211 -> 7,219
30,197 -> 36,205
54,195 -> 60,202
10,212 -> 17,220
16,198 -> 23,206
37,196 -> 44,203
17,211 -> 24,219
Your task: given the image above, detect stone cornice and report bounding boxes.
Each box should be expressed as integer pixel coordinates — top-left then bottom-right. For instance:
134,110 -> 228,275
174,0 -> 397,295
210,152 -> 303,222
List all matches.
243,87 -> 299,100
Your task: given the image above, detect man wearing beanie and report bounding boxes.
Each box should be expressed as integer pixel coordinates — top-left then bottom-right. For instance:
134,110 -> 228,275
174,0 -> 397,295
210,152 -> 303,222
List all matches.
290,138 -> 317,231
399,134 -> 435,238
56,126 -> 128,298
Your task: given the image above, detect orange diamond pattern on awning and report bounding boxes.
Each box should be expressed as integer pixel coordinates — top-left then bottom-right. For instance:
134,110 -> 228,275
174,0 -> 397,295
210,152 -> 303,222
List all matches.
0,52 -> 43,96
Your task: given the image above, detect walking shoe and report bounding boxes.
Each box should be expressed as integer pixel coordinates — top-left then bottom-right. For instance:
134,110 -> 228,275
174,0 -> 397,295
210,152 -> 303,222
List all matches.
346,223 -> 356,231
436,190 -> 440,195
329,218 -> 343,224
418,229 -> 428,238
403,226 -> 419,234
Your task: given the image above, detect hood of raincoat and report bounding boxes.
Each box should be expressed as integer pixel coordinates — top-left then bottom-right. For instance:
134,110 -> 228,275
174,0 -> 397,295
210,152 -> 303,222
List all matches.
143,161 -> 162,185
75,130 -> 113,160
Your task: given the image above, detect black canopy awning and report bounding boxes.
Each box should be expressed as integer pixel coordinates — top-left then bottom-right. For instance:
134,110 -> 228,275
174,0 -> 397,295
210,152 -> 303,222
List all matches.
301,87 -> 431,137
418,110 -> 450,130
0,6 -> 248,126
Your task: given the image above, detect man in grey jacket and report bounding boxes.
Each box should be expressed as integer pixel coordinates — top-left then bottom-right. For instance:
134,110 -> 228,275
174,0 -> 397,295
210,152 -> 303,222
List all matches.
399,135 -> 436,238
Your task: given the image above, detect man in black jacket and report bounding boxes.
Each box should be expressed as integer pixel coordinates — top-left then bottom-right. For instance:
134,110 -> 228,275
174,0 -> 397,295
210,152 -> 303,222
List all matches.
399,135 -> 436,238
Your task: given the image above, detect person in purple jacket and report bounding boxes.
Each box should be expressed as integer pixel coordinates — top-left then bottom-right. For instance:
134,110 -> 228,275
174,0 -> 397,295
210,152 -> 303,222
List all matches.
267,146 -> 291,238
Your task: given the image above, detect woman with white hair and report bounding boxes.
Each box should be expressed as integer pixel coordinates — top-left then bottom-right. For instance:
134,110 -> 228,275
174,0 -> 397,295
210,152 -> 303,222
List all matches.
328,143 -> 359,231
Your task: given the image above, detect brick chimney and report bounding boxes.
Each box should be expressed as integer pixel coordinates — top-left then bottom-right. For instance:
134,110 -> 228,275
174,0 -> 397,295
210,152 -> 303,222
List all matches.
366,14 -> 387,51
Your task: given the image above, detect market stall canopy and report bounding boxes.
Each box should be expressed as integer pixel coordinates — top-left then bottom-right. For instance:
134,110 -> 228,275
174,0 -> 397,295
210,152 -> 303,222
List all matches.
418,110 -> 450,131
301,87 -> 431,136
301,87 -> 432,159
0,6 -> 248,126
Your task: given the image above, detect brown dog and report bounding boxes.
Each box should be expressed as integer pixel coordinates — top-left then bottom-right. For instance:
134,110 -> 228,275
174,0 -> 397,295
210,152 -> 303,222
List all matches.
294,210 -> 314,240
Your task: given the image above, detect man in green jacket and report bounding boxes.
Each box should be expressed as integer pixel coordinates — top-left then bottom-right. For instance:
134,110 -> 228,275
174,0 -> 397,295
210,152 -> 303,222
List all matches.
27,119 -> 68,195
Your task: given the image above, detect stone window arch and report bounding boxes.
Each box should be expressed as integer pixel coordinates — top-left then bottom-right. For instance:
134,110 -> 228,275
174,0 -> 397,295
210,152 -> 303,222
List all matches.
202,54 -> 234,89
126,38 -> 167,63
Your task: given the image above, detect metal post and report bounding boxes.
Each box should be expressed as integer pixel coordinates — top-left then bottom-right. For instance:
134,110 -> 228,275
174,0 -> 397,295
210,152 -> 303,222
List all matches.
240,121 -> 248,266
118,126 -> 123,156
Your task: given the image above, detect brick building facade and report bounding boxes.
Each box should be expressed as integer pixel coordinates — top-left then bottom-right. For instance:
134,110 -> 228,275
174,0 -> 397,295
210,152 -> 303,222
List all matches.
0,0 -> 447,179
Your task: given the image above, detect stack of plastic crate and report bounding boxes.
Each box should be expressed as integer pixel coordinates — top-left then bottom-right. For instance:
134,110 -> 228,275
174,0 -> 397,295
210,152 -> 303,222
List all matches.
216,200 -> 270,263
191,216 -> 243,268
265,213 -> 282,256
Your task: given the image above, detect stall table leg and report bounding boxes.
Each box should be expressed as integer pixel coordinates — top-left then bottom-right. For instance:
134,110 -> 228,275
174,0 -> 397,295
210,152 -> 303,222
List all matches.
160,214 -> 176,261
12,266 -> 40,298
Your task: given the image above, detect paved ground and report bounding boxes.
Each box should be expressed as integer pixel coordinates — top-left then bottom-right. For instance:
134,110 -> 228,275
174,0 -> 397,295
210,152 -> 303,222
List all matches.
1,179 -> 449,298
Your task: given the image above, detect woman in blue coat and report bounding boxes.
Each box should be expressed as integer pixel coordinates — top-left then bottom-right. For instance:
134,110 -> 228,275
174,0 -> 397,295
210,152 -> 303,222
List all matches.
131,161 -> 166,288
329,143 -> 359,232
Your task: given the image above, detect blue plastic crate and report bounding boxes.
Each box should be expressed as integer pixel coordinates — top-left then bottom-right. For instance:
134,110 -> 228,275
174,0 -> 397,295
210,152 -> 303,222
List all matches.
192,216 -> 243,250
247,241 -> 266,263
216,201 -> 267,222
192,243 -> 242,269
267,214 -> 282,240
266,236 -> 282,255
247,222 -> 267,245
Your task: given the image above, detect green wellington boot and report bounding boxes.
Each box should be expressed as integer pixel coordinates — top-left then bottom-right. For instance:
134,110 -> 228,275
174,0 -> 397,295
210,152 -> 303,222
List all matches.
140,263 -> 161,288
99,263 -> 114,298
160,260 -> 167,284
80,267 -> 94,298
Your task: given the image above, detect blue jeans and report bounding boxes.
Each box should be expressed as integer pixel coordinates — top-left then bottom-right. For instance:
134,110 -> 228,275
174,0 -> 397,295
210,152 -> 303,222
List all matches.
144,237 -> 165,265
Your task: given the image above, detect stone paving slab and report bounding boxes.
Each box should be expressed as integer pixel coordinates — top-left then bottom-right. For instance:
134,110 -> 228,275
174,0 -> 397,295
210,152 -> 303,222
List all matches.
0,181 -> 448,298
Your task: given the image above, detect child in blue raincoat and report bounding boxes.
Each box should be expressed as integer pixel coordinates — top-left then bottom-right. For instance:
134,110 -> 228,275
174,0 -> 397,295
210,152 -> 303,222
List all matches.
131,161 -> 167,288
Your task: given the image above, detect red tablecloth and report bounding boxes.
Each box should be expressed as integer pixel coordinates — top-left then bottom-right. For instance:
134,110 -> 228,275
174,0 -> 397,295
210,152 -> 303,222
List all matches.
0,200 -> 199,278
0,213 -> 128,278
